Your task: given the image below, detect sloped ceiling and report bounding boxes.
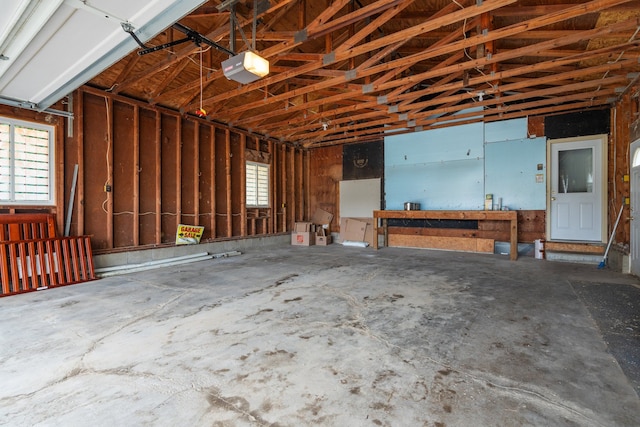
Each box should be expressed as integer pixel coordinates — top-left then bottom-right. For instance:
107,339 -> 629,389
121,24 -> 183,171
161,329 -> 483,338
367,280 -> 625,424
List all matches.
6,1 -> 640,146
0,0 -> 206,113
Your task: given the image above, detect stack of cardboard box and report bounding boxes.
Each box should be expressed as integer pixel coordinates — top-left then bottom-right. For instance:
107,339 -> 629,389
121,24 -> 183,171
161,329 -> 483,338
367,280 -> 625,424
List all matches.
291,208 -> 334,246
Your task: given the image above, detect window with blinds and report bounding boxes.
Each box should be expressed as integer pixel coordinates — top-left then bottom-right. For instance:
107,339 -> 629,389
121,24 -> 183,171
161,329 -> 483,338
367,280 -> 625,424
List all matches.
0,118 -> 54,205
246,161 -> 269,207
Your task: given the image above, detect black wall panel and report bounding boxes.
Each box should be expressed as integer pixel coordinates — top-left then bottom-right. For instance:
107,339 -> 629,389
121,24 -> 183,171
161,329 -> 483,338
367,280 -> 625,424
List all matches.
544,109 -> 610,139
342,140 -> 384,180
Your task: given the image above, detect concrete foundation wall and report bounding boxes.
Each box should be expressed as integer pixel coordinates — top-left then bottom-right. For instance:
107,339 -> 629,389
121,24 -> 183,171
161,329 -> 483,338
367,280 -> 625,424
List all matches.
93,234 -> 290,269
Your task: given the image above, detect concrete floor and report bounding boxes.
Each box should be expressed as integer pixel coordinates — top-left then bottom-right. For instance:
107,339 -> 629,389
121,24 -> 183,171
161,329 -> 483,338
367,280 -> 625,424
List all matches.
1,245 -> 639,427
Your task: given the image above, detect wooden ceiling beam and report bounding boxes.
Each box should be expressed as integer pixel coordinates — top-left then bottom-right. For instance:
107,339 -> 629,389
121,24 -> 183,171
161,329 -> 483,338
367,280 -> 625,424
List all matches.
235,15 -> 639,134
371,17 -> 640,97
297,83 -> 619,144
173,0 -> 303,109
306,0 -> 407,40
286,58 -> 633,142
195,0 -> 513,116
308,97 -> 614,148
114,0 -> 298,95
175,0 -> 370,111
303,91 -> 615,147
202,0 -> 633,121
338,0 -> 416,52
262,37 -> 638,137
393,59 -> 635,116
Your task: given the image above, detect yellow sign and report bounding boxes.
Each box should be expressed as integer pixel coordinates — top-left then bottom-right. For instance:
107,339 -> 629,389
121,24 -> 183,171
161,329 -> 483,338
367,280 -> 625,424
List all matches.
175,224 -> 205,245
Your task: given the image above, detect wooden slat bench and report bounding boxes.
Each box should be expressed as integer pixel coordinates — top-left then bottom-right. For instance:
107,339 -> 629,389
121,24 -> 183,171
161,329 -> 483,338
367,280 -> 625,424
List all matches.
0,213 -> 96,297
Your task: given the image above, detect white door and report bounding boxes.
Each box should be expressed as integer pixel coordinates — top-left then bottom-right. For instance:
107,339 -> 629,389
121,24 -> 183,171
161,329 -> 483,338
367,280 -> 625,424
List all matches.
630,139 -> 640,275
549,135 -> 606,242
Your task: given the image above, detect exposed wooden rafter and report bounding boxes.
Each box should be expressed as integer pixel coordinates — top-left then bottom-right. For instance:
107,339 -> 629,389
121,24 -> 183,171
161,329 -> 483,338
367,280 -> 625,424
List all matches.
87,0 -> 640,146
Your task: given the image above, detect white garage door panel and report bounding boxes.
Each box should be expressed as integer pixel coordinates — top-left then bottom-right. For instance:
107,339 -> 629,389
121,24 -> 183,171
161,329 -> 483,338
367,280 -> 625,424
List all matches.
0,0 -> 206,109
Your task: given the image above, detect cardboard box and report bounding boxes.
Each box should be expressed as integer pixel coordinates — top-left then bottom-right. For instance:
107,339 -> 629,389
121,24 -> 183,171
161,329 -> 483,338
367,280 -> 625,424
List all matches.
340,217 -> 375,246
341,218 -> 367,242
291,231 -> 315,246
316,235 -> 332,245
294,222 -> 315,232
311,208 -> 333,226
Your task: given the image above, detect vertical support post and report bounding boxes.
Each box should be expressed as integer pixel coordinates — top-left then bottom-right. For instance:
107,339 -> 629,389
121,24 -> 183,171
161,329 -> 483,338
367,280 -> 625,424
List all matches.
268,139 -> 274,234
194,121 -> 200,226
281,144 -> 287,231
225,129 -> 232,237
133,105 -> 140,246
510,213 -> 518,261
154,111 -> 162,245
290,146 -> 296,223
176,116 -> 182,233
210,126 -> 216,238
240,134 -> 247,237
106,96 -> 114,249
304,149 -> 310,222
76,90 -> 85,235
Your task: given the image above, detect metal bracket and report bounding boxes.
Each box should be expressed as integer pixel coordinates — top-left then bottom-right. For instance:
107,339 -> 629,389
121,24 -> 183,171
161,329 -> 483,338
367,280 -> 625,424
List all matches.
345,69 -> 356,81
294,29 -> 308,44
323,52 -> 336,66
137,23 -> 234,56
121,22 -> 147,49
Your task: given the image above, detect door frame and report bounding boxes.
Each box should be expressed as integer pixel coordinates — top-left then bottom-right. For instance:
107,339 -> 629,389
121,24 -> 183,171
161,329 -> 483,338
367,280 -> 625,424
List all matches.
546,134 -> 608,242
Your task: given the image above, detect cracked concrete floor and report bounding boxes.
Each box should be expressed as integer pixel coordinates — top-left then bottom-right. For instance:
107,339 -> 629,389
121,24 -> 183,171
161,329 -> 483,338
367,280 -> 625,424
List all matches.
1,245 -> 639,426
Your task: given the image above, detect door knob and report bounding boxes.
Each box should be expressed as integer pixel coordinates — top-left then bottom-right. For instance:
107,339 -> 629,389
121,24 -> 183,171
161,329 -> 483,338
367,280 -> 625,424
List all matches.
551,197 -> 556,201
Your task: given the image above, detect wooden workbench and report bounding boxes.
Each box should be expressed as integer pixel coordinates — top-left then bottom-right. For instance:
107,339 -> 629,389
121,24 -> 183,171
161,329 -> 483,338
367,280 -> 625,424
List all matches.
373,210 -> 519,260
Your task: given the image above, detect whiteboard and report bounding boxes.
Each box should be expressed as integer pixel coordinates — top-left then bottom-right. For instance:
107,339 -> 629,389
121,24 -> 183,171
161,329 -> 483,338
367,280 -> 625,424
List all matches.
340,178 -> 381,218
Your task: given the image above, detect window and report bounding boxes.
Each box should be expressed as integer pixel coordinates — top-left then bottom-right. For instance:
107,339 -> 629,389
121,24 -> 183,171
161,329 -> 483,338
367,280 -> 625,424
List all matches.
246,161 -> 269,207
634,147 -> 640,168
0,118 -> 54,205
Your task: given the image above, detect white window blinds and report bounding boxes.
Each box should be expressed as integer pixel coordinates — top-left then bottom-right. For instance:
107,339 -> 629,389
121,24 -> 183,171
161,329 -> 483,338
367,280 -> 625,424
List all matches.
246,161 -> 269,207
0,118 -> 54,204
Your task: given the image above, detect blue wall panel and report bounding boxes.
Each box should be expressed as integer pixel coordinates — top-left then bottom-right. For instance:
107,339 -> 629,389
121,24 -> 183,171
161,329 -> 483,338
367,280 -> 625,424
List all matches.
485,117 -> 528,142
386,159 -> 484,210
384,118 -> 545,211
484,137 -> 546,210
385,122 -> 485,210
384,122 -> 484,165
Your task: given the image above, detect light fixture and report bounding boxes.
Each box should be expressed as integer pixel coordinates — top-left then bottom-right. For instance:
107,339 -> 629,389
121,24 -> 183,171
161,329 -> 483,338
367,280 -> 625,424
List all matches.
222,51 -> 269,84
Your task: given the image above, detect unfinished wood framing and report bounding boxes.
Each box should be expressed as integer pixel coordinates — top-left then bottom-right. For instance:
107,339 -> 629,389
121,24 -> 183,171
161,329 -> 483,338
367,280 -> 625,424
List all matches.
26,89 -> 305,252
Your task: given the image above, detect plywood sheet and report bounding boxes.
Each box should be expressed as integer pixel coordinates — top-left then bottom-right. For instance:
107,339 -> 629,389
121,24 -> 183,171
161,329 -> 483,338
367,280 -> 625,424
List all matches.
388,234 -> 494,254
